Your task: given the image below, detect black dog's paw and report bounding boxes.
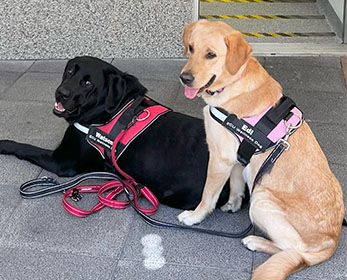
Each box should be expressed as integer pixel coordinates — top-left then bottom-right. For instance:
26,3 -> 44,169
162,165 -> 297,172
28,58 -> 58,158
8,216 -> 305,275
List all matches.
0,140 -> 17,154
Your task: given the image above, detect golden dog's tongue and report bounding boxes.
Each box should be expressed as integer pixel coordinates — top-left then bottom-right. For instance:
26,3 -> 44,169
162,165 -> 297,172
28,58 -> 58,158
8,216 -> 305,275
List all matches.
184,86 -> 199,99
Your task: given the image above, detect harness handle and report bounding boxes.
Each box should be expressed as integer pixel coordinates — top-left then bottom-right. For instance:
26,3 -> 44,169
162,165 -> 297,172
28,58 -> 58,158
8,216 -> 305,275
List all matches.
62,185 -> 116,218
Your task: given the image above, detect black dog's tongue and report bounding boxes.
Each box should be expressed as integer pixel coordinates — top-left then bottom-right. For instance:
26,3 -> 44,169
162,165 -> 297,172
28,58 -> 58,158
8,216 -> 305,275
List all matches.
55,102 -> 65,112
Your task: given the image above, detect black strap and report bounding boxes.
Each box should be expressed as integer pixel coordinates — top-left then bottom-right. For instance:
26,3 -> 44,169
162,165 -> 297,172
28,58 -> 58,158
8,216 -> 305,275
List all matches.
266,96 -> 296,125
104,96 -> 145,162
122,185 -> 254,238
251,142 -> 347,228
252,141 -> 288,189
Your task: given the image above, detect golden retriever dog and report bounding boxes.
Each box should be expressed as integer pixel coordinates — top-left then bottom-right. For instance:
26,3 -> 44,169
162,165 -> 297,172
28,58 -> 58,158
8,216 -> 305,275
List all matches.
177,20 -> 345,280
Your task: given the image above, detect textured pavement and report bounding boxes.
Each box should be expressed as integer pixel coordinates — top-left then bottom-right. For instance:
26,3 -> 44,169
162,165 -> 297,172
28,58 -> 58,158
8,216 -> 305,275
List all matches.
0,57 -> 346,280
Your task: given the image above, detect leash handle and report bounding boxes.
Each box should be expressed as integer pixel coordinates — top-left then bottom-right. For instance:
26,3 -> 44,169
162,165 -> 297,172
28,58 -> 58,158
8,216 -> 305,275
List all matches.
62,186 -> 107,218
20,172 -> 120,199
135,186 -> 160,216
62,183 -> 123,217
98,180 -> 133,209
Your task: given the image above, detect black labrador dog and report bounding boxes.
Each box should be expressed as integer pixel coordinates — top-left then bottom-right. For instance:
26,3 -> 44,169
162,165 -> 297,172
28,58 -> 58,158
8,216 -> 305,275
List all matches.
0,56 -> 231,210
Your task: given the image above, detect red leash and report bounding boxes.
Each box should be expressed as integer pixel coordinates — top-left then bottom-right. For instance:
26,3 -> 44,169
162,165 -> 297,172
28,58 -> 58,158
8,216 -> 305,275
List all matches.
63,129 -> 159,217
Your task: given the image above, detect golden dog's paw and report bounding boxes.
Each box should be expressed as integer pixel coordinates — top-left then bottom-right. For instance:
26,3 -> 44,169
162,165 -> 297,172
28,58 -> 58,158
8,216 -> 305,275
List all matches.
177,210 -> 204,226
242,235 -> 261,252
221,195 -> 243,213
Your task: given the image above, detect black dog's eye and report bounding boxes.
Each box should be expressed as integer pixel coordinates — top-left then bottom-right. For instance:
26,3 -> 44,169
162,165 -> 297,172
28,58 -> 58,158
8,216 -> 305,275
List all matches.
189,45 -> 194,53
206,52 -> 216,59
84,80 -> 92,86
66,68 -> 75,76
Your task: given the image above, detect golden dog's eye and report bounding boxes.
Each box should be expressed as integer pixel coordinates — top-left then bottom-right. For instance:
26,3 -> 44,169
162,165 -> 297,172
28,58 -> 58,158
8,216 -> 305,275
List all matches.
206,52 -> 216,59
189,45 -> 194,53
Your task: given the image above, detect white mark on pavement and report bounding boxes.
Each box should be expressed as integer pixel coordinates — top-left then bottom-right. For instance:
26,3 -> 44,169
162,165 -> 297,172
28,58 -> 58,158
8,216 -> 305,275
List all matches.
141,234 -> 166,270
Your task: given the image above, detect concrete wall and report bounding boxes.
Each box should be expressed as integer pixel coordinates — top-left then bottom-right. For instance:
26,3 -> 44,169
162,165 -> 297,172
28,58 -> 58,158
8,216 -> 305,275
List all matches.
0,0 -> 194,60
317,0 -> 345,40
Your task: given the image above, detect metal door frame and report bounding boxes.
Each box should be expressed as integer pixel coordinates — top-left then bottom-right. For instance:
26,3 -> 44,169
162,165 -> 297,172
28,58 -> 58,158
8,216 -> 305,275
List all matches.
343,0 -> 347,43
193,0 -> 199,21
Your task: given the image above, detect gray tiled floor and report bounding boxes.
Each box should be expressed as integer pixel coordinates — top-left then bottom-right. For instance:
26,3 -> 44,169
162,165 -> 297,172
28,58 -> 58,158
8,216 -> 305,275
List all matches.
0,57 -> 346,280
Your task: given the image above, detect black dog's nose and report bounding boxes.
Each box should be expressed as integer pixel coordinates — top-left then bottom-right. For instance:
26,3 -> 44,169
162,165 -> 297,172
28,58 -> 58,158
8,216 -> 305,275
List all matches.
57,88 -> 71,99
180,72 -> 195,86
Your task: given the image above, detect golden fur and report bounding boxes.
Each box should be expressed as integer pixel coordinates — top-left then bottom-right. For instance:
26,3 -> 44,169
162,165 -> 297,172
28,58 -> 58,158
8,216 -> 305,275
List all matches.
178,20 -> 345,280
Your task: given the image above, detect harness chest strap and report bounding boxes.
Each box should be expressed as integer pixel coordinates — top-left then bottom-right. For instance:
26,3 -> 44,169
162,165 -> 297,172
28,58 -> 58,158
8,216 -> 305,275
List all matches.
209,95 -> 303,167
74,98 -> 171,162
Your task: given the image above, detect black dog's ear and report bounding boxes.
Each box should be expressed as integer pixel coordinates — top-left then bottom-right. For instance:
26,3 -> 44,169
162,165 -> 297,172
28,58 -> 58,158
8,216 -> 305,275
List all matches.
105,73 -> 127,113
104,72 -> 147,114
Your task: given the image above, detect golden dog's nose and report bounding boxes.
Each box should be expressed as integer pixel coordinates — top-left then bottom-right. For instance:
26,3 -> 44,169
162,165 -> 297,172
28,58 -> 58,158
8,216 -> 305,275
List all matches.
180,72 -> 194,86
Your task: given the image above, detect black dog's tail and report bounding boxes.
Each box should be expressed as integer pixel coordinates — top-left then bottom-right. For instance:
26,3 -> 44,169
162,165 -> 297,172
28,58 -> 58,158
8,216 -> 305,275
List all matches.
343,218 -> 347,226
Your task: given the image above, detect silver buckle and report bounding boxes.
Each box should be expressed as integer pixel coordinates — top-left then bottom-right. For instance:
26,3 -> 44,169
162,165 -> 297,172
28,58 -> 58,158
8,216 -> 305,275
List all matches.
136,109 -> 150,122
284,113 -> 303,135
277,138 -> 290,151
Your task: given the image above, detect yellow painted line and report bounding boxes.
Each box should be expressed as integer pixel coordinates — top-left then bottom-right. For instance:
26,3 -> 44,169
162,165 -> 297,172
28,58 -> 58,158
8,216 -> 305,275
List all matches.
200,15 -> 325,20
242,32 -> 336,37
242,32 -> 265,37
267,32 -> 282,37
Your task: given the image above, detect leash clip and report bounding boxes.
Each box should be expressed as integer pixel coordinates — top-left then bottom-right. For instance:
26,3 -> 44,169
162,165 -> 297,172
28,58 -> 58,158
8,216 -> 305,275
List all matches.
40,176 -> 55,183
71,188 -> 83,202
278,113 -> 303,152
284,113 -> 303,136
276,138 -> 290,151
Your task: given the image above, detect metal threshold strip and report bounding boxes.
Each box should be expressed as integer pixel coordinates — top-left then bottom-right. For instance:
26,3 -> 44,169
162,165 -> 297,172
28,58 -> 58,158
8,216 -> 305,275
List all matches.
251,43 -> 347,56
201,0 -> 317,3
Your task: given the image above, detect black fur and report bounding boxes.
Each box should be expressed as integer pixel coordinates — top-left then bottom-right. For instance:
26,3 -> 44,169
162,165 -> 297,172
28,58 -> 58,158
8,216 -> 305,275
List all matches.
0,56 -> 230,210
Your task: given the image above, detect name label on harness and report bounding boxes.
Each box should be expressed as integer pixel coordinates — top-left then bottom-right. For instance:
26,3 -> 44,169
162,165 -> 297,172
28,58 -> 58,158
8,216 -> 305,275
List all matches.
241,124 -> 254,136
225,117 -> 266,151
88,129 -> 114,150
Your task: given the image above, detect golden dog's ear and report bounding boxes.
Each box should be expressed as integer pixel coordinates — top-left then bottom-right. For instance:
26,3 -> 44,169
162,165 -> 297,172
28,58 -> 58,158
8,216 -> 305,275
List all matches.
224,32 -> 252,75
183,21 -> 198,56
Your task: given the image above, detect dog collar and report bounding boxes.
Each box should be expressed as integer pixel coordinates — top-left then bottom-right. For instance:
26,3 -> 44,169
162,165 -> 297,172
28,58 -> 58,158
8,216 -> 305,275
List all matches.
73,96 -> 171,163
209,95 -> 303,166
206,87 -> 225,96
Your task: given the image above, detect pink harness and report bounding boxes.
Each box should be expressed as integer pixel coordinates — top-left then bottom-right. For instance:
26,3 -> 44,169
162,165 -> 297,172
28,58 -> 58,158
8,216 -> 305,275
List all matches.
210,95 -> 303,166
233,106 -> 302,149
